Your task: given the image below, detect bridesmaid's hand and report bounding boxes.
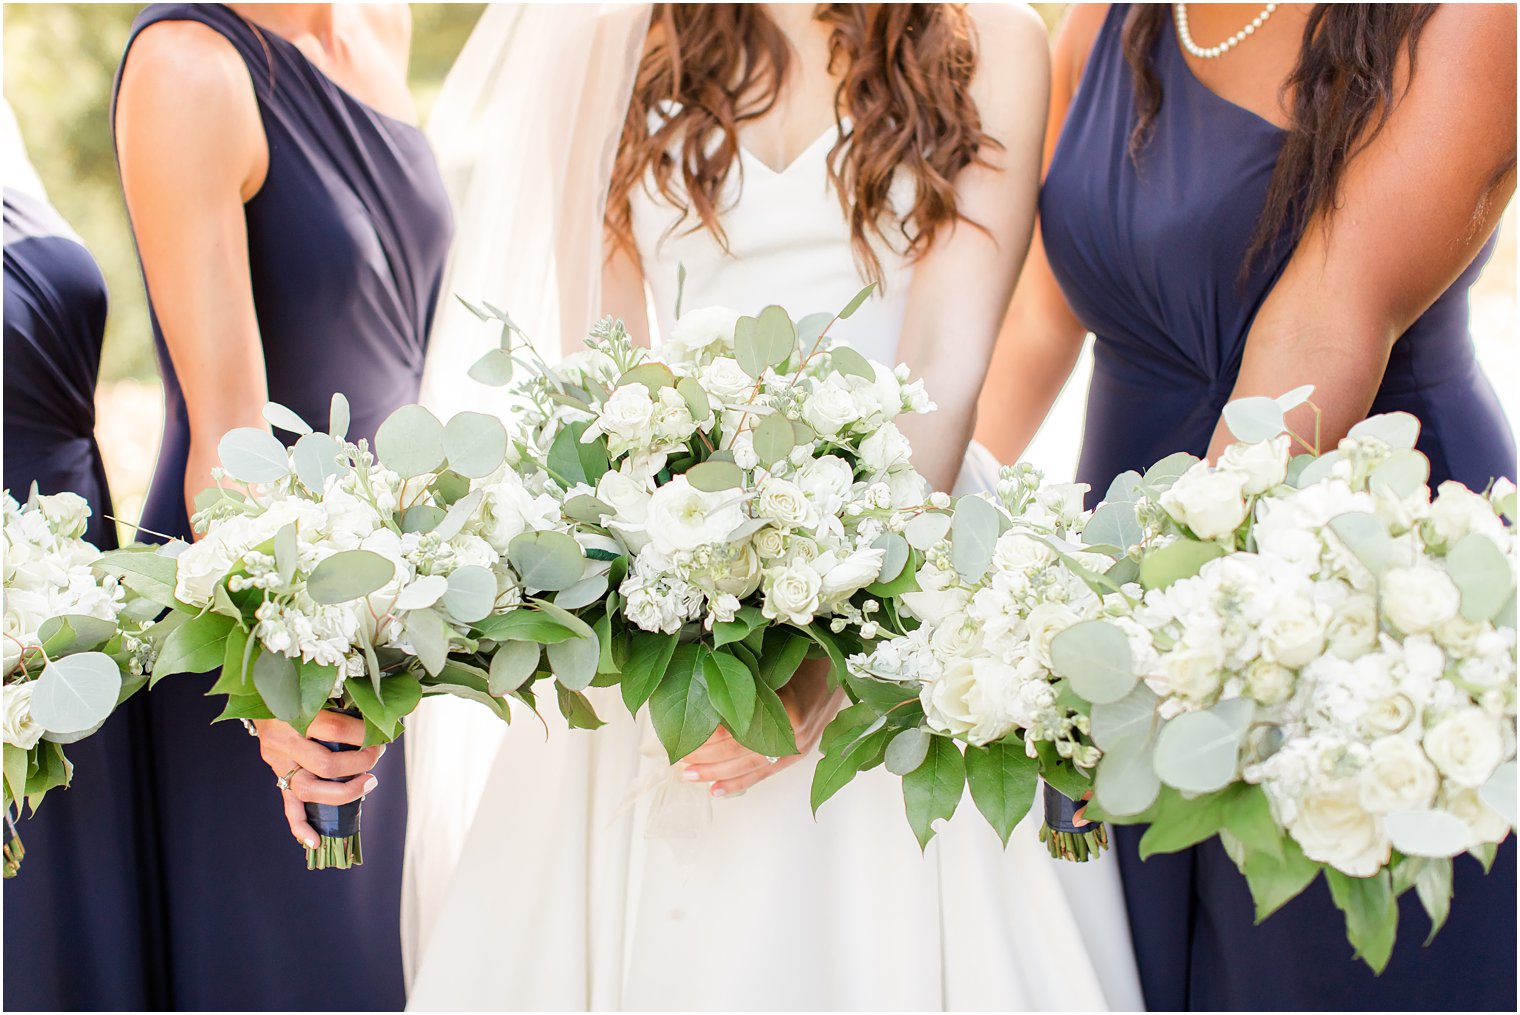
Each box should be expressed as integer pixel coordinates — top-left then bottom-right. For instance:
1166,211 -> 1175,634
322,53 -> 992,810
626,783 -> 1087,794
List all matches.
252,711 -> 384,848
679,660 -> 843,798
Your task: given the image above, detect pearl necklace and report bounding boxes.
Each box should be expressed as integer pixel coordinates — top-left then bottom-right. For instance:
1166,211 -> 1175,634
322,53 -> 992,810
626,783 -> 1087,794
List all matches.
1174,3 -> 1277,60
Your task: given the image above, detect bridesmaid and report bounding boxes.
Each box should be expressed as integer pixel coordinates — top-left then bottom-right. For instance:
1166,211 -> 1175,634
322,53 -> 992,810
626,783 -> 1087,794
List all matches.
2,97 -> 169,1011
112,4 -> 451,1008
978,3 -> 1516,1011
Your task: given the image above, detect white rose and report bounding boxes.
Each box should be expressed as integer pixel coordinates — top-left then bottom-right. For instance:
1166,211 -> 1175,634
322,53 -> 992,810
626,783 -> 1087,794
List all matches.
1381,563 -> 1460,634
1156,643 -> 1225,703
666,305 -> 741,361
930,611 -> 984,659
645,477 -> 745,554
651,387 -> 697,445
802,376 -> 861,437
763,563 -> 823,625
1362,694 -> 1416,738
1025,603 -> 1081,669
921,656 -> 1019,746
698,356 -> 754,403
478,475 -> 561,553
1160,463 -> 1249,541
756,478 -> 812,528
752,527 -> 788,560
816,546 -> 885,599
1326,594 -> 1380,658
1245,659 -> 1295,706
858,423 -> 912,476
1426,481 -> 1506,549
796,455 -> 854,505
1423,707 -> 1506,787
35,491 -> 91,540
1219,435 -> 1291,495
596,383 -> 656,450
597,470 -> 654,552
1445,787 -> 1511,846
994,531 -> 1057,573
2,681 -> 44,749
1261,598 -> 1328,668
1289,782 -> 1391,877
712,541 -> 764,599
1359,736 -> 1439,813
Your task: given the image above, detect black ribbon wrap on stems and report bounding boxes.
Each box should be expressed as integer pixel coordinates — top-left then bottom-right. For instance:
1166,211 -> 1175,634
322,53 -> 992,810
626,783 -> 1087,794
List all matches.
1038,782 -> 1109,862
304,707 -> 365,871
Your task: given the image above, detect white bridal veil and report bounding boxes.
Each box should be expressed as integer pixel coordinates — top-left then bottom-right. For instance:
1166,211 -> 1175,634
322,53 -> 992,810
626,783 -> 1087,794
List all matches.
406,2 -> 651,982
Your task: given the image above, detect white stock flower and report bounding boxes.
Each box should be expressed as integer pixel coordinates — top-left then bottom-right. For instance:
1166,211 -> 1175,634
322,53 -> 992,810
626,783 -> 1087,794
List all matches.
1160,463 -> 1249,541
1219,435 -> 1291,495
1289,782 -> 1391,877
1423,707 -> 1506,787
2,682 -> 44,749
1426,481 -> 1506,549
1358,736 -> 1439,813
1381,563 -> 1461,634
645,477 -> 745,555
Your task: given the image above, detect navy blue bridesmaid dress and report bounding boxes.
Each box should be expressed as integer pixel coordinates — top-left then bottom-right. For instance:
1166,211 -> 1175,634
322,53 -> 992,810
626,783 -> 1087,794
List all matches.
112,6 -> 452,1008
3,188 -> 170,1008
1040,6 -> 1517,1011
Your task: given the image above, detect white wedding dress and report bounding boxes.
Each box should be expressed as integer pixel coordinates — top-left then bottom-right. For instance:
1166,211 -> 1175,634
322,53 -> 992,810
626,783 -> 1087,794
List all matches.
406,116 -> 1143,1012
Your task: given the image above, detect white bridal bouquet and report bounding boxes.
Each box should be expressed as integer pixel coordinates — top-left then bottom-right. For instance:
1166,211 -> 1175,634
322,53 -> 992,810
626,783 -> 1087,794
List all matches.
457,286 -> 936,762
825,389 -> 1516,971
119,393 -> 597,869
2,490 -> 158,876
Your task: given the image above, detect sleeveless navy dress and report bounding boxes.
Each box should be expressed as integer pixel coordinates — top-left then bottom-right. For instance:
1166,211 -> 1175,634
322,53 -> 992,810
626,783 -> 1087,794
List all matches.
1040,7 -> 1517,1011
113,6 -> 452,1008
3,188 -> 170,1010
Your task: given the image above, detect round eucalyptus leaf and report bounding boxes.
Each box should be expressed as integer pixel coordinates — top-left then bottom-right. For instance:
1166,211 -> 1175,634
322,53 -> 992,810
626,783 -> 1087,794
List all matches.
686,460 -> 744,493
442,411 -> 509,479
401,504 -> 447,534
375,404 -> 446,478
433,490 -> 485,543
467,347 -> 514,387
1090,682 -> 1160,753
677,376 -> 711,421
1084,501 -> 1143,552
1369,449 -> 1430,500
393,574 -> 448,612
619,363 -> 676,391
307,549 -> 396,605
547,633 -> 600,691
884,727 -> 931,777
1152,710 -> 1241,793
754,305 -> 797,369
1294,450 -> 1344,489
905,512 -> 951,551
293,432 -> 343,492
31,652 -> 122,734
872,532 -> 910,586
1328,512 -> 1393,575
1095,738 -> 1161,817
1222,396 -> 1287,444
488,640 -> 540,695
829,344 -> 875,380
262,401 -> 313,436
1444,533 -> 1514,623
1275,385 -> 1316,412
555,572 -> 610,611
41,716 -> 108,745
509,530 -> 586,592
1051,620 -> 1135,704
950,495 -> 1000,582
1480,760 -> 1516,826
1385,809 -> 1474,859
752,412 -> 795,467
218,428 -> 291,484
1349,411 -> 1421,451
796,312 -> 833,353
252,650 -> 301,722
1142,452 -> 1200,491
443,565 -> 499,623
563,495 -> 613,525
329,393 -> 351,441
1104,470 -> 1143,506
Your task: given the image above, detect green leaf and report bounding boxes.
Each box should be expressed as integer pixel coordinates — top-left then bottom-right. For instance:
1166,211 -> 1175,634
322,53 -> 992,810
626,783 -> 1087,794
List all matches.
732,680 -> 799,757
39,614 -> 118,655
1137,786 -> 1230,858
949,495 -> 1000,582
758,630 -> 810,690
294,660 -> 339,734
1241,835 -> 1322,923
4,744 -> 28,811
1222,396 -> 1287,443
401,504 -> 446,534
509,530 -> 586,592
217,427 -> 290,483
837,282 -> 876,319
467,347 -> 514,386
474,609 -> 579,644
902,736 -> 966,850
1326,869 -> 1398,973
329,392 -> 351,441
252,650 -> 301,722
1089,683 -> 1159,753
965,740 -> 1038,846
404,608 -> 450,676
622,633 -> 680,714
292,431 -> 343,492
752,412 -> 795,467
1412,857 -> 1453,945
555,685 -> 606,731
736,306 -> 796,378
1444,532 -> 1514,623
1050,619 -> 1135,704
686,460 -> 744,492
442,566 -> 498,623
1152,709 -> 1241,794
1348,411 -> 1420,451
547,631 -> 600,691
1139,538 -> 1226,590
1222,783 -> 1284,863
209,624 -> 253,696
1033,740 -> 1095,801
548,420 -> 610,487
152,612 -> 234,685
796,311 -> 832,353
648,645 -> 719,762
348,672 -> 423,740
31,653 -> 122,735
1328,512 -> 1393,575
213,693 -> 275,724
1142,452 -> 1200,491
885,727 -> 931,777
871,532 -> 910,587
1084,501 -> 1143,553
619,363 -> 676,391
828,344 -> 875,380
307,550 -> 395,605
713,605 -> 766,648
376,404 -> 447,478
442,411 -> 509,479
703,649 -> 758,731
262,400 -> 312,436
811,721 -> 892,813
488,640 -> 541,695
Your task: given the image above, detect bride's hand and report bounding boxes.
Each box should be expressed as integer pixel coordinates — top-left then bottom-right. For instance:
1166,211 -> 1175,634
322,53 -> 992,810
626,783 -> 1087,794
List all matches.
252,711 -> 384,847
679,659 -> 843,798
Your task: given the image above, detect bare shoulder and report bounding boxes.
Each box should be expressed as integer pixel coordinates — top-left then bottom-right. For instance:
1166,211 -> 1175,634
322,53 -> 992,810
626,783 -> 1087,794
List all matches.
1406,3 -> 1515,115
969,4 -> 1052,116
117,20 -> 259,131
361,3 -> 413,68
1051,3 -> 1110,94
968,3 -> 1049,58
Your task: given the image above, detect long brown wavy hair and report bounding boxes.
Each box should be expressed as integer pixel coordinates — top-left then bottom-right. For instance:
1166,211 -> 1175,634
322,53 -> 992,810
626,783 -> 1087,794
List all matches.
1123,4 -> 1449,279
606,3 -> 994,286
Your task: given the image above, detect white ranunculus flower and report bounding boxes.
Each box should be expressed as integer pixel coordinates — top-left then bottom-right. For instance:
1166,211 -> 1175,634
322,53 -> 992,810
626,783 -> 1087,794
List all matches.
1161,463 -> 1249,541
802,376 -> 860,437
2,681 -> 44,749
645,477 -> 745,555
1290,782 -> 1391,877
796,455 -> 853,504
1024,602 -> 1081,669
1423,707 -> 1506,787
885,469 -> 930,509
1359,736 -> 1440,813
763,563 -> 823,625
1326,593 -> 1380,658
921,656 -> 1019,746
1261,598 -> 1328,668
1445,787 -> 1512,845
1219,435 -> 1291,495
698,357 -> 754,403
1381,563 -> 1461,634
597,469 -> 653,527
666,305 -> 741,361
756,478 -> 811,528
858,423 -> 912,475
173,514 -> 266,606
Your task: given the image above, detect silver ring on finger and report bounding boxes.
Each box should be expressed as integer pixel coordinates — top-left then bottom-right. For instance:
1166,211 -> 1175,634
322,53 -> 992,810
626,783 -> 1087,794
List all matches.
275,764 -> 301,791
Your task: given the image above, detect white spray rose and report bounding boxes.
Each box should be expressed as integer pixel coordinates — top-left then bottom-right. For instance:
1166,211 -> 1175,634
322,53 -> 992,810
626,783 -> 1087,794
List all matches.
698,357 -> 754,403
803,376 -> 860,437
1156,643 -> 1225,703
756,478 -> 811,528
1025,602 -> 1081,669
594,383 -> 656,452
1290,782 -> 1391,877
651,387 -> 697,446
1261,598 -> 1328,668
763,563 -> 823,625
2,681 -> 44,749
1160,463 -> 1249,541
1326,594 -> 1380,658
1381,563 -> 1461,634
1219,435 -> 1291,495
1426,481 -> 1506,549
1423,707 -> 1506,787
1358,736 -> 1439,813
478,475 -> 561,554
752,527 -> 788,560
1245,659 -> 1296,706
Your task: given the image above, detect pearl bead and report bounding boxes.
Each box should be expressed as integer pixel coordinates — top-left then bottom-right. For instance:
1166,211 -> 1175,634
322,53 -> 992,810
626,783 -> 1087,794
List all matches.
1174,2 -> 1278,60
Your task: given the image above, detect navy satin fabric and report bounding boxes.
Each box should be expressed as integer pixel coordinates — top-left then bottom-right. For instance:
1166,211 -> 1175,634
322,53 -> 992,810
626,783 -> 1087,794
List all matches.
112,5 -> 451,1009
3,188 -> 171,1010
1041,7 -> 1517,1011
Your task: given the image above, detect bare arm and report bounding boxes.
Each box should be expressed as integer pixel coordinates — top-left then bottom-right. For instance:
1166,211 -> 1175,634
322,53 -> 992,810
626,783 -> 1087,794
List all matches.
1209,3 -> 1517,459
116,22 -> 270,525
895,3 -> 1052,492
598,238 -> 652,352
972,4 -> 1108,465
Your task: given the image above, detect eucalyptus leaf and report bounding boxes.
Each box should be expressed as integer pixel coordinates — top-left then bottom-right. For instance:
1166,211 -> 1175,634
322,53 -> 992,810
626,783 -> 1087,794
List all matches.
736,306 -> 795,378
1090,682 -> 1160,753
376,404 -> 447,478
872,532 -> 910,587
307,550 -> 395,605
884,727 -> 931,777
1276,384 -> 1315,411
509,530 -> 585,592
753,412 -> 795,467
1152,709 -> 1242,794
1104,470 -> 1143,505
555,572 -> 609,611
1369,449 -> 1429,500
1142,452 -> 1200,491
488,641 -> 540,695
394,574 -> 448,612
563,495 -> 613,525
796,312 -> 833,354
1444,532 -> 1514,623
433,489 -> 484,543
1328,512 -> 1393,575
1349,411 -> 1420,451
1479,760 -> 1516,825
30,653 -> 122,734
292,432 -> 343,492
547,632 -> 600,691
442,412 -> 509,479
1139,538 -> 1225,590
1051,620 -> 1135,704
676,376 -> 711,422
686,460 -> 744,492
837,282 -> 876,320
620,363 -> 677,391
1295,450 -> 1343,488
329,393 -> 351,441
1084,501 -> 1143,553
829,344 -> 875,380
1222,396 -> 1287,443
272,523 -> 298,585
904,511 -> 951,551
950,495 -> 1000,582
404,608 -> 450,676
262,401 -> 313,436
218,428 -> 291,484
1094,737 -> 1161,817
1384,808 -> 1474,858
401,504 -> 446,534
443,565 -> 498,623
467,348 -> 514,386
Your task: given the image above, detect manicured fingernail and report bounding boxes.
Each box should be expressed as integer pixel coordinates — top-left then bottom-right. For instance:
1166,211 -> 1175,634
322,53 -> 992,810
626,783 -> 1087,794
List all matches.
377,745 -> 387,758
303,837 -> 318,848
362,776 -> 379,796
682,768 -> 701,782
711,786 -> 726,797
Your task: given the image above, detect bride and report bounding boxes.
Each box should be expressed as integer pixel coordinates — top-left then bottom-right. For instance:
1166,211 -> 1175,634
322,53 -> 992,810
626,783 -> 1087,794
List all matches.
407,4 -> 1142,1009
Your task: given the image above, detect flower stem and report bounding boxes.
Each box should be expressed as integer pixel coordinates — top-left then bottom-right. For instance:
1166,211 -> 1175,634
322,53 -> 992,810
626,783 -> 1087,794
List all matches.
305,833 -> 362,871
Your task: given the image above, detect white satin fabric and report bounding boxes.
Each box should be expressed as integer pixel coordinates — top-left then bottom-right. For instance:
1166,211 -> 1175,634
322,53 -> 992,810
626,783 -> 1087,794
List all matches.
408,8 -> 1142,1009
